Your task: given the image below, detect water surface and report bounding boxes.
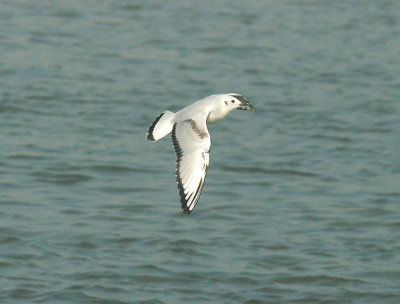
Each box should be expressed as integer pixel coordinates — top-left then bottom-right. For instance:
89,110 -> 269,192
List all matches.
1,1 -> 400,303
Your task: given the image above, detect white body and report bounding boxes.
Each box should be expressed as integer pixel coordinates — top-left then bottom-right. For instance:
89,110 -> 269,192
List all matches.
146,93 -> 254,214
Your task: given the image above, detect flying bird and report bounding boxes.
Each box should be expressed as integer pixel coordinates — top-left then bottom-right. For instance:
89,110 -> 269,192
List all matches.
146,93 -> 255,214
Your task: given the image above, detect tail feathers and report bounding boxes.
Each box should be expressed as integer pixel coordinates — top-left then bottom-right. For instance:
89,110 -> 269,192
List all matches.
146,111 -> 175,142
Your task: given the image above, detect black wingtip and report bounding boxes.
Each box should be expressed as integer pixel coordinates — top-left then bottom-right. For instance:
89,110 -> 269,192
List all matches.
171,122 -> 209,215
172,124 -> 190,214
182,206 -> 191,215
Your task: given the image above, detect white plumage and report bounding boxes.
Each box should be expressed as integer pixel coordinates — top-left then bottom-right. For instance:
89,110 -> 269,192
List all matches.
146,93 -> 255,214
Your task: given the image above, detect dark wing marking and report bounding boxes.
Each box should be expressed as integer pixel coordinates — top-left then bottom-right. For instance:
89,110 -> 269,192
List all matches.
171,120 -> 210,214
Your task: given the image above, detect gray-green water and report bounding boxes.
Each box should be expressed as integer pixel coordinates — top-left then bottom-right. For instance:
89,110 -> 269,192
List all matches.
1,1 -> 400,303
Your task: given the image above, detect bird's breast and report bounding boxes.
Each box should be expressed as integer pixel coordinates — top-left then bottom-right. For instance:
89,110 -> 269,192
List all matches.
206,110 -> 227,124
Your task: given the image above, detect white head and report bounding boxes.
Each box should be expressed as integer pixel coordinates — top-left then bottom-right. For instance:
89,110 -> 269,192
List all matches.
207,93 -> 255,123
224,93 -> 255,111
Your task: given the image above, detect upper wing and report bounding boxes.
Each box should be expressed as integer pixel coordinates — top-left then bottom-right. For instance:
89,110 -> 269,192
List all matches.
171,118 -> 211,214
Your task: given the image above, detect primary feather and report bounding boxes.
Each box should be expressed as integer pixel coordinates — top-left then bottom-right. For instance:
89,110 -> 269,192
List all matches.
146,93 -> 254,214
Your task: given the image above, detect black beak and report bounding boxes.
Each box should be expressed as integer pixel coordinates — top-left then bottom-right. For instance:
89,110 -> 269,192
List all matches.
232,94 -> 255,111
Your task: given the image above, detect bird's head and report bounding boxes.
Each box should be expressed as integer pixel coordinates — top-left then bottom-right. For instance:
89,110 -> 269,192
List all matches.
223,93 -> 255,111
206,93 -> 255,124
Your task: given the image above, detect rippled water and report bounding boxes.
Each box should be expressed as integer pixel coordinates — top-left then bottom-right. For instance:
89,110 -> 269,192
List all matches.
1,1 -> 400,303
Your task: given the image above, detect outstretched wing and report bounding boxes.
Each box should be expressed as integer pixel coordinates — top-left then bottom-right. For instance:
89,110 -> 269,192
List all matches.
171,118 -> 211,214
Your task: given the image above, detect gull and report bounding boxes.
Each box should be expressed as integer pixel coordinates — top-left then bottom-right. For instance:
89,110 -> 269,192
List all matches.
146,93 -> 255,214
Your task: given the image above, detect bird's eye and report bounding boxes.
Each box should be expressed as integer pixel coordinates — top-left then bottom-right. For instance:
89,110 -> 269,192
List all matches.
231,100 -> 235,103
